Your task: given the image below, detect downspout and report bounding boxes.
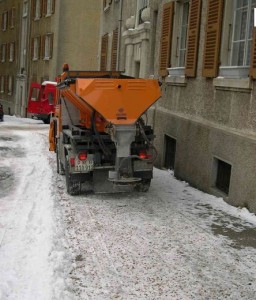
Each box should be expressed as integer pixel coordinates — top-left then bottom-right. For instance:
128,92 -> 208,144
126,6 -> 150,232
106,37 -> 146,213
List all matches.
116,0 -> 123,71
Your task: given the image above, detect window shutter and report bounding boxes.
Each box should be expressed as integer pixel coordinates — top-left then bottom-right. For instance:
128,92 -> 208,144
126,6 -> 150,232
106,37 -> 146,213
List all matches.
42,0 -> 47,16
4,76 -> 8,93
202,0 -> 224,78
13,42 -> 15,61
31,38 -> 34,59
159,2 -> 174,77
40,0 -> 43,18
100,34 -> 108,71
32,0 -> 36,19
7,43 -> 10,61
111,28 -> 118,71
49,34 -> 53,58
185,0 -> 202,77
250,28 -> 256,79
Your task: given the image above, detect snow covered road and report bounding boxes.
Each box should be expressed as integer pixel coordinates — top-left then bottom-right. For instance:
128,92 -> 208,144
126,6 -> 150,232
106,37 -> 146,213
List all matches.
1,116 -> 256,300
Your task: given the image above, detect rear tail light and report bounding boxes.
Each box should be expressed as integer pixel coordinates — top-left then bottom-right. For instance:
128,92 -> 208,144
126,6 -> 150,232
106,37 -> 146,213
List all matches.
139,150 -> 152,160
78,151 -> 88,161
70,157 -> 75,167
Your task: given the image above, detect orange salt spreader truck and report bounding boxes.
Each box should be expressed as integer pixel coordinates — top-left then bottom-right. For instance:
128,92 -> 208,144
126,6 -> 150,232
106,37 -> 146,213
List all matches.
49,65 -> 161,195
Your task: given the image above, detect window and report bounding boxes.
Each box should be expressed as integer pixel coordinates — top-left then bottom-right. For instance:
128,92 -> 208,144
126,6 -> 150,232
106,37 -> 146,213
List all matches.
32,36 -> 41,60
33,0 -> 42,20
44,0 -> 55,16
23,0 -> 28,17
103,0 -> 112,11
169,0 -> 190,75
31,87 -> 40,101
135,0 -> 148,27
231,0 -> 256,67
2,11 -> 8,31
43,34 -> 53,59
164,135 -> 176,170
214,158 -> 232,195
7,75 -> 13,95
213,0 -> 256,79
8,42 -> 15,62
1,44 -> 6,62
178,1 -> 190,67
0,76 -> 4,93
160,0 -> 201,78
9,7 -> 15,28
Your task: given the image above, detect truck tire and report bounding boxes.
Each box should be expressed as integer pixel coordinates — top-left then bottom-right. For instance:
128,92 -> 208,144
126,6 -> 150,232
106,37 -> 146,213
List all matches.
135,179 -> 151,192
65,157 -> 81,195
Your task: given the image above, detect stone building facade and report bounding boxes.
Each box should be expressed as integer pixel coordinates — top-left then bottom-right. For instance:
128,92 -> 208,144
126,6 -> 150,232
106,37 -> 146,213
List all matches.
0,0 -> 101,117
0,0 -> 21,115
100,0 -> 256,212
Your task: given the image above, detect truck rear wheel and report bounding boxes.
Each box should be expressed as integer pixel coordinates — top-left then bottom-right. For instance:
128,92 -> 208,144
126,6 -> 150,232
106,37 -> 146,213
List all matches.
135,179 -> 151,192
65,157 -> 81,195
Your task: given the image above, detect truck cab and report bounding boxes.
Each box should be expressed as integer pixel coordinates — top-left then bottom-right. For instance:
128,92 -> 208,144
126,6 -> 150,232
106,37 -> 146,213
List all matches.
27,81 -> 57,124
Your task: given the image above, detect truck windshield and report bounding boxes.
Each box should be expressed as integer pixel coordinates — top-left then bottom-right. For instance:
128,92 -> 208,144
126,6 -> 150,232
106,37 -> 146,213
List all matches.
48,92 -> 54,104
31,88 -> 40,101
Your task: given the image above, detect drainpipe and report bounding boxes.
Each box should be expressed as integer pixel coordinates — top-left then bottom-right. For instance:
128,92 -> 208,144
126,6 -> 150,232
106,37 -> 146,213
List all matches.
116,0 -> 123,71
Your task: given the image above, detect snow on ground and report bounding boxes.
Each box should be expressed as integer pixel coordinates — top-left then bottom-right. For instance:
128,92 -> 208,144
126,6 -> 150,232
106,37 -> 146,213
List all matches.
0,115 -> 256,300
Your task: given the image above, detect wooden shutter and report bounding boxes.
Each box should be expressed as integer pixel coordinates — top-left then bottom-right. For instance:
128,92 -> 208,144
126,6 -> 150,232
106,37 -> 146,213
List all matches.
250,28 -> 256,79
111,28 -> 118,71
159,2 -> 174,77
42,0 -> 47,16
100,34 -> 108,71
32,0 -> 36,19
49,34 -> 54,58
4,76 -> 8,94
31,38 -> 34,59
7,43 -> 10,61
185,0 -> 202,77
202,0 -> 224,78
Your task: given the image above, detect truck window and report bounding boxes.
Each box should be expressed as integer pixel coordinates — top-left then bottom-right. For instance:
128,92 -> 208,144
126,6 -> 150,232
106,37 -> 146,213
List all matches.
31,88 -> 40,101
48,92 -> 54,104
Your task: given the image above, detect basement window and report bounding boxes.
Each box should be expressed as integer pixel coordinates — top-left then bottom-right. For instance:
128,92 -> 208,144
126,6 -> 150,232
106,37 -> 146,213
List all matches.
214,158 -> 232,195
164,135 -> 176,170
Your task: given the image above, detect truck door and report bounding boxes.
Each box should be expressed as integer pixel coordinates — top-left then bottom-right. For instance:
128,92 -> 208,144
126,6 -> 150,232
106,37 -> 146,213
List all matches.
27,83 -> 42,114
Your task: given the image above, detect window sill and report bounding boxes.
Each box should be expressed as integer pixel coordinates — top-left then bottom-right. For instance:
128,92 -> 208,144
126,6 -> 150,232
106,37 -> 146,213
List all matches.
32,58 -> 39,61
166,68 -> 187,86
213,77 -> 252,92
43,57 -> 51,61
45,13 -> 52,18
34,17 -> 40,21
9,59 -> 14,62
219,66 -> 249,79
8,92 -> 12,96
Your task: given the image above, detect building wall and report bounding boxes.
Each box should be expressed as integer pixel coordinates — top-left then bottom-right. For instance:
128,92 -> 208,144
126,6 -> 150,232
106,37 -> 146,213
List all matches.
56,0 -> 101,75
0,0 -> 101,117
0,0 -> 21,115
153,0 -> 256,212
100,0 -> 256,212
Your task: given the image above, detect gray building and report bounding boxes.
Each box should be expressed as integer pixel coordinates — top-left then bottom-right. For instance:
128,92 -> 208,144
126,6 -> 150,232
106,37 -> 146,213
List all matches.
1,0 -> 101,117
100,0 -> 256,212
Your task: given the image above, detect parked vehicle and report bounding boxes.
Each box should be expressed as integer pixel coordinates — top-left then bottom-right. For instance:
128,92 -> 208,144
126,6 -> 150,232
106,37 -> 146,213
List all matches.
27,81 -> 57,124
0,104 -> 4,122
49,65 -> 161,195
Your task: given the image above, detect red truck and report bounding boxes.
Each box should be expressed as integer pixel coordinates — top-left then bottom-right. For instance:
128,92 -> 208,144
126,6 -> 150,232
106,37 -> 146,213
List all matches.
27,81 -> 57,124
